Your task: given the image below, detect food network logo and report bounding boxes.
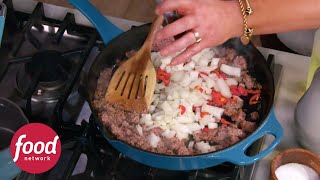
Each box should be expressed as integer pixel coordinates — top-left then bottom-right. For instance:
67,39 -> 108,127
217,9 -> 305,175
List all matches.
10,123 -> 61,174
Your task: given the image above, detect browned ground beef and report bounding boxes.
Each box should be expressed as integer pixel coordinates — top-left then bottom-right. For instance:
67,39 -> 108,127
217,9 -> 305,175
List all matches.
250,112 -> 259,121
233,56 -> 247,70
193,125 -> 246,148
93,47 -> 262,155
239,121 -> 257,133
231,109 -> 246,122
222,98 -> 243,116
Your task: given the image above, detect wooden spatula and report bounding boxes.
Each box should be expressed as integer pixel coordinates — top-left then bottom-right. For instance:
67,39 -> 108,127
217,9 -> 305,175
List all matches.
105,15 -> 164,113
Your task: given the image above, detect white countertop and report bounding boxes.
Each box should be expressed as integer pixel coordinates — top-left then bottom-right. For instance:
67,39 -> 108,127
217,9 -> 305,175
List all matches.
252,47 -> 311,179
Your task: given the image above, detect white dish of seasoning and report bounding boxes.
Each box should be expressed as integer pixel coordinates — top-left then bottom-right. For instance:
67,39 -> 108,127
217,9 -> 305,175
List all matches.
270,148 -> 320,180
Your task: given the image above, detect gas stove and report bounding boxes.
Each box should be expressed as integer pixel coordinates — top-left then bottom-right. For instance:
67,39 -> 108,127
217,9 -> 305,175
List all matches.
0,1 -> 282,180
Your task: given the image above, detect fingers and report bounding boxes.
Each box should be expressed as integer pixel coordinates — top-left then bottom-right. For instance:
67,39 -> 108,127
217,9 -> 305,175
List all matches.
170,42 -> 206,65
156,16 -> 197,41
155,0 -> 193,15
160,32 -> 196,57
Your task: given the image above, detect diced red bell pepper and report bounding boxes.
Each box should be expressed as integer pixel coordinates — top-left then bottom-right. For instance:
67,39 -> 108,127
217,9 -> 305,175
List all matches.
238,85 -> 248,96
231,89 -> 241,96
202,127 -> 209,133
200,112 -> 210,118
220,73 -> 227,80
247,89 -> 261,94
157,68 -> 171,86
220,118 -> 232,125
249,93 -> 261,105
213,70 -> 221,78
211,89 -> 222,98
200,72 -> 209,76
220,97 -> 228,103
162,79 -> 171,86
178,105 -> 186,115
229,85 -> 238,89
211,89 -> 230,106
194,86 -> 204,93
212,99 -> 224,107
157,68 -> 170,79
229,85 -> 241,96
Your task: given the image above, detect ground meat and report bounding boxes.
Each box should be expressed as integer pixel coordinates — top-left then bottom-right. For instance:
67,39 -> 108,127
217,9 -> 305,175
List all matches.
93,47 -> 262,156
218,57 -> 231,68
250,112 -> 259,121
233,56 -> 247,70
231,109 -> 246,122
241,71 -> 262,90
239,121 -> 257,133
150,127 -> 163,136
219,48 -> 236,61
242,72 -> 255,89
193,128 -> 218,142
94,68 -> 112,99
222,98 -> 244,116
152,37 -> 175,51
192,125 -> 246,149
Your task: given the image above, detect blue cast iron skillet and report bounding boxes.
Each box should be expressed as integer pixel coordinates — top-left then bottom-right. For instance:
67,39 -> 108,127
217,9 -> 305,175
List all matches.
69,0 -> 284,170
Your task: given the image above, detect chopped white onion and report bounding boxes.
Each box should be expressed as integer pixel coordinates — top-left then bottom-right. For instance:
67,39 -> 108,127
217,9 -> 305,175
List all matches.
180,74 -> 192,87
171,71 -> 185,82
190,71 -> 199,80
145,124 -> 160,131
176,116 -> 194,124
176,63 -> 184,71
220,64 -> 241,77
145,120 -> 154,126
208,122 -> 218,129
202,104 -> 224,119
211,58 -> 220,66
226,78 -> 238,86
140,47 -> 245,145
160,101 -> 172,114
186,123 -> 202,132
199,116 -> 214,126
140,114 -> 152,124
188,141 -> 195,149
136,124 -> 143,136
147,133 -> 161,148
195,141 -> 211,153
176,132 -> 188,140
183,61 -> 195,71
216,78 -> 232,98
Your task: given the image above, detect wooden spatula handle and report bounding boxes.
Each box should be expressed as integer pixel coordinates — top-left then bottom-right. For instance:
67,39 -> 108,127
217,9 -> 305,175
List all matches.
142,15 -> 164,52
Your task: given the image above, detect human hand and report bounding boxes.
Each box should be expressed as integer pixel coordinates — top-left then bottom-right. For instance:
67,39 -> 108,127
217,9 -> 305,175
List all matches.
155,0 -> 243,65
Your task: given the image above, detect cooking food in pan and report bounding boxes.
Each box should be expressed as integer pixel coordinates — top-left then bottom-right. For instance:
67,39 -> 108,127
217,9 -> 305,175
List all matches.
93,45 -> 263,155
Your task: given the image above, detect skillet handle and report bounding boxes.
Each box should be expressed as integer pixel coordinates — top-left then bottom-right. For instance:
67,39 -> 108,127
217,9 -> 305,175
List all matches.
67,0 -> 123,44
220,108 -> 283,165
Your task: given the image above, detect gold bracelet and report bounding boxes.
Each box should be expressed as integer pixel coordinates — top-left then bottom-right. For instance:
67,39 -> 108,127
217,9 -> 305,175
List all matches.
238,0 -> 253,45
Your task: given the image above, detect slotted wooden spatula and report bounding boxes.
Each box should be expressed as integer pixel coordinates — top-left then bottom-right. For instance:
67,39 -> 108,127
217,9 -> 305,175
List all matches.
105,15 -> 164,113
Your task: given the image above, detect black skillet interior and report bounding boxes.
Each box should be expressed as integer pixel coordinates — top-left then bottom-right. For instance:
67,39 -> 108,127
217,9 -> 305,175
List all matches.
85,23 -> 275,145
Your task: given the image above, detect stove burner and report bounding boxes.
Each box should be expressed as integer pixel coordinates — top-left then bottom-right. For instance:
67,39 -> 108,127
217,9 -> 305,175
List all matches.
16,50 -> 72,102
26,50 -> 72,82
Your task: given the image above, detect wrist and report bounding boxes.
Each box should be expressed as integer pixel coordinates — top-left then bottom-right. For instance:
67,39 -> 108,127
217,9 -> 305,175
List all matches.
229,1 -> 244,38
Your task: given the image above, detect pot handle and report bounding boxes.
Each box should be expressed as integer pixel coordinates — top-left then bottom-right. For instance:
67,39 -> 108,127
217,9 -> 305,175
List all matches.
219,108 -> 283,165
0,149 -> 22,180
67,0 -> 123,44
